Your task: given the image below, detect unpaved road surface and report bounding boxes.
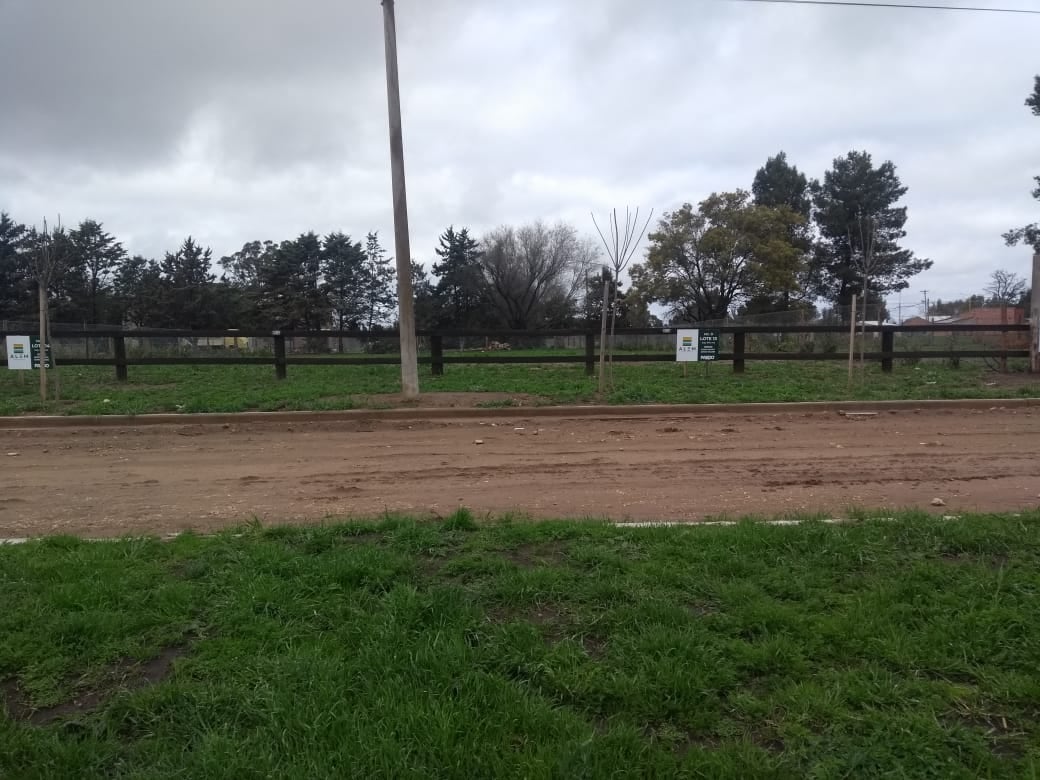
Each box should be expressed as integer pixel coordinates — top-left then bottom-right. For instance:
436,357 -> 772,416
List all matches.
1,407 -> 1038,537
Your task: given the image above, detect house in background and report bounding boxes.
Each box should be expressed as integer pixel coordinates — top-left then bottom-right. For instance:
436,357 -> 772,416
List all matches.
900,308 -> 1028,349
901,315 -> 955,327
947,308 -> 1025,327
950,308 -> 1028,348
902,309 -> 1024,327
902,316 -> 932,327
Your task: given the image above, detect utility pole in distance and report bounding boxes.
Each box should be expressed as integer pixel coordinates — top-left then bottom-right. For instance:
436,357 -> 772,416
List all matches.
380,0 -> 420,398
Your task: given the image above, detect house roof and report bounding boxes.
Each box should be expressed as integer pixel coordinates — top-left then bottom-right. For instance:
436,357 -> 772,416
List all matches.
901,316 -> 957,325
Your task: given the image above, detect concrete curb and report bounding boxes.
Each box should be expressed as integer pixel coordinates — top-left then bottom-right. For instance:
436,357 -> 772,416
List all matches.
0,397 -> 1036,430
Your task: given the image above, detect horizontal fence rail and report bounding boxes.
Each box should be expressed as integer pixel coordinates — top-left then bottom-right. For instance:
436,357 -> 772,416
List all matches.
0,324 -> 1031,380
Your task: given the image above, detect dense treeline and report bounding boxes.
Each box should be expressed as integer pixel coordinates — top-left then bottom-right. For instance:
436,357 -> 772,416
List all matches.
0,212 -> 664,332
0,217 -> 629,332
1,147 -> 961,332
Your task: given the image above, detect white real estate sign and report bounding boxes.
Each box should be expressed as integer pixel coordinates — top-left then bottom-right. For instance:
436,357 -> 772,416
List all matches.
5,335 -> 32,370
675,329 -> 700,362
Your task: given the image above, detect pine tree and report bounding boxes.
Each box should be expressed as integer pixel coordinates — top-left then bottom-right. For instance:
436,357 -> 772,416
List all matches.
321,232 -> 368,350
68,219 -> 126,323
362,232 -> 396,330
811,151 -> 931,315
158,237 -> 218,328
432,226 -> 484,328
0,212 -> 32,321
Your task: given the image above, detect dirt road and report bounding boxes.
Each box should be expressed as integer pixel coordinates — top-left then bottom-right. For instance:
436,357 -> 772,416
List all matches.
1,406 -> 1038,537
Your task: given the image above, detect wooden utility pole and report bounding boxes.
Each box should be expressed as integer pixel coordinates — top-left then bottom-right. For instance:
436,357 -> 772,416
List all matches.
1032,252 -> 1040,373
380,0 -> 419,398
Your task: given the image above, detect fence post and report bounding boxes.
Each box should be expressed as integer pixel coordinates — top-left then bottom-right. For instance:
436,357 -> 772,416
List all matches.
430,334 -> 444,376
881,327 -> 894,373
273,331 -> 287,380
114,334 -> 128,382
585,331 -> 595,376
733,331 -> 746,374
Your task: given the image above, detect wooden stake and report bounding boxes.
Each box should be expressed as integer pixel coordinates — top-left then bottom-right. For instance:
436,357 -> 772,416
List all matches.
47,303 -> 59,402
848,294 -> 857,388
38,282 -> 47,403
1031,252 -> 1039,374
860,277 -> 867,371
597,274 -> 609,395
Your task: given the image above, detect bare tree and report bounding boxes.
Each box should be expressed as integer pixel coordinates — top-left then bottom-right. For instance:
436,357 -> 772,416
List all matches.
591,207 -> 653,388
479,221 -> 596,329
986,269 -> 1027,307
986,268 -> 1026,372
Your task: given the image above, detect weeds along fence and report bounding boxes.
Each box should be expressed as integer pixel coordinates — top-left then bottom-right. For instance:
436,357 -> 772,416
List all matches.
0,324 -> 1031,380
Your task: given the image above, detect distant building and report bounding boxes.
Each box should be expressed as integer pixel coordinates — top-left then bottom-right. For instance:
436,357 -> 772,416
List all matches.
900,308 -> 1028,349
947,308 -> 1025,326
902,310 -> 1024,327
901,315 -> 956,326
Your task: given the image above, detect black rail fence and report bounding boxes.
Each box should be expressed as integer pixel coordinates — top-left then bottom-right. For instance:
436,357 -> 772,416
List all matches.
0,323 -> 1032,381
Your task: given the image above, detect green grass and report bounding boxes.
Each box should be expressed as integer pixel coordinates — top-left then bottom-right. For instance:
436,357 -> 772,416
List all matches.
2,511 -> 1040,777
0,356 -> 1037,416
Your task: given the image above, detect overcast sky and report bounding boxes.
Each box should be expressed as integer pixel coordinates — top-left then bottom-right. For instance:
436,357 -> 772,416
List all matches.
1,0 -> 1037,316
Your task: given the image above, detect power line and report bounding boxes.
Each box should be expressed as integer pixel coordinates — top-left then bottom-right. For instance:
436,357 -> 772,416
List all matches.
726,0 -> 1040,14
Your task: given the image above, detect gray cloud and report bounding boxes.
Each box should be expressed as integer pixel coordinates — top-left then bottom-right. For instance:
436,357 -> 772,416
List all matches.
1,0 -> 1037,309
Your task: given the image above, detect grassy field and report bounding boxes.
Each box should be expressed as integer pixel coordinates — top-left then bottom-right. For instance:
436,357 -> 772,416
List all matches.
0,356 -> 1037,415
2,512 -> 1039,777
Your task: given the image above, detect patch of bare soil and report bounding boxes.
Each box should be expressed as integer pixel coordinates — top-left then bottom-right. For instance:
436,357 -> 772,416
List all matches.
1,644 -> 187,726
499,541 -> 569,568
644,722 -> 722,755
338,531 -> 384,545
486,602 -> 606,657
943,711 -> 1027,759
579,633 -> 607,659
688,600 -> 717,617
645,719 -> 786,757
937,552 -> 1010,569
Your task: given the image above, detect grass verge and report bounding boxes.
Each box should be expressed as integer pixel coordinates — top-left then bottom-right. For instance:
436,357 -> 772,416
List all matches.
0,358 -> 1037,416
2,511 -> 1039,777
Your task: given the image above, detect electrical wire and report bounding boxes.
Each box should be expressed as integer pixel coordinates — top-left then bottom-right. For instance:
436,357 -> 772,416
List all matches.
725,0 -> 1040,14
